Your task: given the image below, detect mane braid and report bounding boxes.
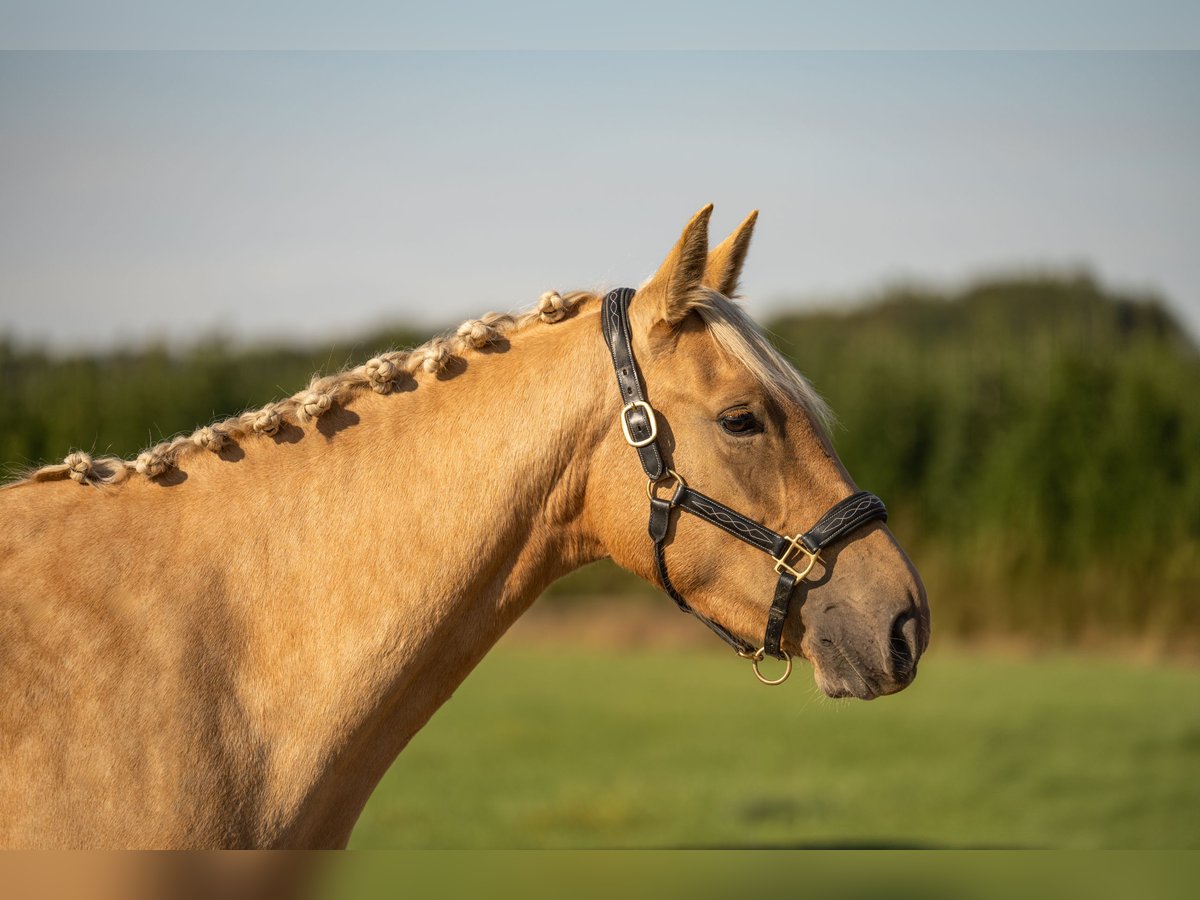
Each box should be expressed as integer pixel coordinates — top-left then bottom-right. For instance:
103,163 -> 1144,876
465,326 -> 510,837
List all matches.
9,291 -> 592,489
9,287 -> 829,489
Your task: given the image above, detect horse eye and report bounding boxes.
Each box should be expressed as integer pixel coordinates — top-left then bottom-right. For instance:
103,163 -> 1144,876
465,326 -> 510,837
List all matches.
720,409 -> 761,435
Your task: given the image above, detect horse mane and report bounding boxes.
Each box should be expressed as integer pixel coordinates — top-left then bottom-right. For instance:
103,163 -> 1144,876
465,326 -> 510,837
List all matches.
7,288 -> 829,489
9,290 -> 593,489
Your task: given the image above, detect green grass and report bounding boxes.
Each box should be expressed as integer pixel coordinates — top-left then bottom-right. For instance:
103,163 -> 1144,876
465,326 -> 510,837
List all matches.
349,644 -> 1200,849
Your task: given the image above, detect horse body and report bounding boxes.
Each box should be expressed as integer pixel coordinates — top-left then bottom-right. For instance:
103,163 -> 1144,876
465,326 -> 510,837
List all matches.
0,208 -> 929,847
0,313 -> 611,847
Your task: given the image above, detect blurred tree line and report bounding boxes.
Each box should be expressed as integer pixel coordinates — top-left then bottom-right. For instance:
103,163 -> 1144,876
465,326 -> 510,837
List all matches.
3,274 -> 1197,648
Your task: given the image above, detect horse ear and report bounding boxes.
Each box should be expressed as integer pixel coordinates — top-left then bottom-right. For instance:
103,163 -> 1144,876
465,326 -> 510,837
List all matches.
638,204 -> 713,326
704,209 -> 758,298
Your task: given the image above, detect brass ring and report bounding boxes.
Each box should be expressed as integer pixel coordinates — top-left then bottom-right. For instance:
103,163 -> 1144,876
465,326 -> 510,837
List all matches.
646,468 -> 686,505
751,651 -> 792,686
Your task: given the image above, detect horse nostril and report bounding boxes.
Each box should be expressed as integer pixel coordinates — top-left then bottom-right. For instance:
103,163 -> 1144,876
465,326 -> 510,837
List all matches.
888,610 -> 920,682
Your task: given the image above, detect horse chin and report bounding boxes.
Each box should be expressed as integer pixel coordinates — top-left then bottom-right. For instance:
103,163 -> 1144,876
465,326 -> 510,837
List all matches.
812,669 -> 881,700
806,642 -> 885,701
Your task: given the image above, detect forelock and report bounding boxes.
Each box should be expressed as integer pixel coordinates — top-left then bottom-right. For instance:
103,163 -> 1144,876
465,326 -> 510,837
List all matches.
691,289 -> 833,435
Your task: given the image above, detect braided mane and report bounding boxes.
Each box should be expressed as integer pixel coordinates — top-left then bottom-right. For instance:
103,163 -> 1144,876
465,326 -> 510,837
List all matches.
12,291 -> 593,489
10,287 -> 829,490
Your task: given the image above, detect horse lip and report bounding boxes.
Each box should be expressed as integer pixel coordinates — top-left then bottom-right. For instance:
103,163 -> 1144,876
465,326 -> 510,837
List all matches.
818,677 -> 882,701
807,636 -> 884,700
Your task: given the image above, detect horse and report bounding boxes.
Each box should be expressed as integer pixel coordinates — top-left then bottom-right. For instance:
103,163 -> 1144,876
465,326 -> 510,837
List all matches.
0,206 -> 928,848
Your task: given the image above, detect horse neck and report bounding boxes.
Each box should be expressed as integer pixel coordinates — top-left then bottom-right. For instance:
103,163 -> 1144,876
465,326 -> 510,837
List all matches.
237,305 -> 613,845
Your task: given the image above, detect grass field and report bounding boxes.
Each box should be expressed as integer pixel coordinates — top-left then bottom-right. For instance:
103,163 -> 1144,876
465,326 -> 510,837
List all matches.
349,640 -> 1200,849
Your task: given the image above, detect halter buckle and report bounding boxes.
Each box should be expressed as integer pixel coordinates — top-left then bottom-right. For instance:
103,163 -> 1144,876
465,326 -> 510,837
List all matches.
772,535 -> 821,580
620,400 -> 659,448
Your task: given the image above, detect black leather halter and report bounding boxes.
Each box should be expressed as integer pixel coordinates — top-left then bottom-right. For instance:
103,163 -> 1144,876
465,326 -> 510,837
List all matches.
601,287 -> 888,683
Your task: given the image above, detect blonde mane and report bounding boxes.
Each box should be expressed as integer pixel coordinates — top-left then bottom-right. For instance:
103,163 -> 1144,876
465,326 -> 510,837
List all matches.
11,288 -> 829,488
13,290 -> 592,488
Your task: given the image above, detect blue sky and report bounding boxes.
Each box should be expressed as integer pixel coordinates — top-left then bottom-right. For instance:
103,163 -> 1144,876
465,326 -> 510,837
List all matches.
2,48 -> 1198,347
4,2 -> 1199,51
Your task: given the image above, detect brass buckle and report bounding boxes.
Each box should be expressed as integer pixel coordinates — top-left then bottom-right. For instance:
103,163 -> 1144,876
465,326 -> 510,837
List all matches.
772,535 -> 821,580
646,468 -> 686,505
620,400 -> 658,448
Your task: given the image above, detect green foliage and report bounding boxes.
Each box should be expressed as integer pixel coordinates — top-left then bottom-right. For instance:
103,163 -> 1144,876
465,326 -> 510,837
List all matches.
2,273 -> 1197,644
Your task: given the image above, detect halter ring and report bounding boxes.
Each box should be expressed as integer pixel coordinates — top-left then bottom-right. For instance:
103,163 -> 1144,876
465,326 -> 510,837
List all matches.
646,468 -> 686,505
734,643 -> 792,686
747,648 -> 792,686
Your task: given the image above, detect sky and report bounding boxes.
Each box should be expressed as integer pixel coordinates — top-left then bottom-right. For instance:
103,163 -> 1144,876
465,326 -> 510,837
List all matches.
1,41 -> 1198,348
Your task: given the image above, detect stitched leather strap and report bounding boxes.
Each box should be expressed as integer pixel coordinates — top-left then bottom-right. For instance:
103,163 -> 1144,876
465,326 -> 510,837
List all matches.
763,571 -> 799,659
601,287 -> 666,481
799,491 -> 888,553
675,488 -> 787,556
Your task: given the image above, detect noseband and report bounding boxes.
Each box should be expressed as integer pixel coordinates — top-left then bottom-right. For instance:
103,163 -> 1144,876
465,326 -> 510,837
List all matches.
602,288 -> 888,685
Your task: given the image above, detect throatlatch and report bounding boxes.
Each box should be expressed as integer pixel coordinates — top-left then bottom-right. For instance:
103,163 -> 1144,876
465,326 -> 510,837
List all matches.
601,287 -> 888,684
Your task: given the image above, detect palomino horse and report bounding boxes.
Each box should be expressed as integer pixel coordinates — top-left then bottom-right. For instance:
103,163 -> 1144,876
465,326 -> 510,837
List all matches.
0,207 -> 928,848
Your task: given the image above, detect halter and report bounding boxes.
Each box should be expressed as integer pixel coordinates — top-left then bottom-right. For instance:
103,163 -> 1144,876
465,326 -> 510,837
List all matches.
602,287 -> 888,685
